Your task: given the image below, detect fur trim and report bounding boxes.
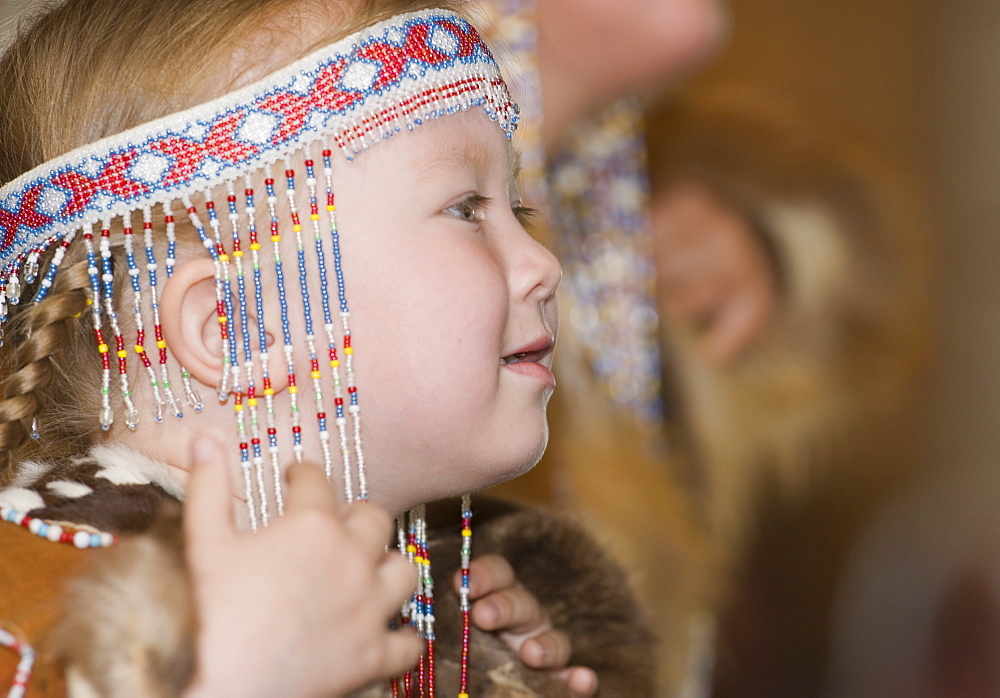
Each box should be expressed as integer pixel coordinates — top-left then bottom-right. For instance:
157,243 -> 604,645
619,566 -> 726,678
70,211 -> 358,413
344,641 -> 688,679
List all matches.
0,486 -> 45,511
54,494 -> 656,697
0,446 -> 177,534
90,444 -> 184,499
46,480 -> 95,499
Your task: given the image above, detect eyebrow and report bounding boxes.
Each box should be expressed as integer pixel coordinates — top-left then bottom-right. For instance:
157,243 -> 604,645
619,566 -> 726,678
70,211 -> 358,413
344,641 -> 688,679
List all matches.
423,138 -> 521,186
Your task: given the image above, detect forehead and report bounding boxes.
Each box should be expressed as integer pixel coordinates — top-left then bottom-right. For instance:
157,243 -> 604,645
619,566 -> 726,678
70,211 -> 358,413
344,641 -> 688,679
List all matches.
402,110 -> 519,181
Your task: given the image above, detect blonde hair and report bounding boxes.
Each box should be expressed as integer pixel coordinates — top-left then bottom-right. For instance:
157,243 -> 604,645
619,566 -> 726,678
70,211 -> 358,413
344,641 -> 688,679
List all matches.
0,0 -> 464,478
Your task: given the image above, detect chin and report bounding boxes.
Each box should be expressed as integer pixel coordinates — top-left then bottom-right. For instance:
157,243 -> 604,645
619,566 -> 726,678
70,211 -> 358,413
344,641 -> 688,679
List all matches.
496,421 -> 551,485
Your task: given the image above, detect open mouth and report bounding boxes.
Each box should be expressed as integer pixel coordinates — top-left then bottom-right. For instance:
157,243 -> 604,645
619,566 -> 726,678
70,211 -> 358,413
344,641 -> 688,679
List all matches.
499,338 -> 553,366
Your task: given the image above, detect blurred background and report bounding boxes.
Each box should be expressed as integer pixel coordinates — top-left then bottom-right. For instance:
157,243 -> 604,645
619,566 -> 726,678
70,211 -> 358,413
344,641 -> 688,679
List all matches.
488,0 -> 1000,695
657,2 -> 1000,695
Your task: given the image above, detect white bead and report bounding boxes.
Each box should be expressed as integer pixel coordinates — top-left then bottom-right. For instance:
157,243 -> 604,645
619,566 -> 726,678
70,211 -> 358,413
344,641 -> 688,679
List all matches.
73,530 -> 90,549
100,532 -> 115,547
12,512 -> 25,526
46,524 -> 62,542
27,518 -> 42,534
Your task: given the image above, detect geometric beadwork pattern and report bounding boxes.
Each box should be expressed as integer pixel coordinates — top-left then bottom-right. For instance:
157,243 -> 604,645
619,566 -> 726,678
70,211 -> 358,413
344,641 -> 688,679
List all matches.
0,9 -> 517,279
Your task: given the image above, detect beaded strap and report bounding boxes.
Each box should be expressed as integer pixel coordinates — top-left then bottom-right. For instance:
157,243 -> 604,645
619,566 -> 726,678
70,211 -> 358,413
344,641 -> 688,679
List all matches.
0,627 -> 33,698
0,505 -> 117,548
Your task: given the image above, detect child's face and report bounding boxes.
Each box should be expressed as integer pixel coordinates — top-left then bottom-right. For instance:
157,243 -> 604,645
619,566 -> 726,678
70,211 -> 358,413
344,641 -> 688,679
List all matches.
331,110 -> 561,514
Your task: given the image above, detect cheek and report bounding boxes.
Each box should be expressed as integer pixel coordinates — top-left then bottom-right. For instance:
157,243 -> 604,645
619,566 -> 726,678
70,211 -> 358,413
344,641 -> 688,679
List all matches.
340,235 -> 509,424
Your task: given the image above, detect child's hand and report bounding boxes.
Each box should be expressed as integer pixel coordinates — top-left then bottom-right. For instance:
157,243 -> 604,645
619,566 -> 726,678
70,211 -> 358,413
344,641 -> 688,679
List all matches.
456,554 -> 599,697
182,436 -> 421,698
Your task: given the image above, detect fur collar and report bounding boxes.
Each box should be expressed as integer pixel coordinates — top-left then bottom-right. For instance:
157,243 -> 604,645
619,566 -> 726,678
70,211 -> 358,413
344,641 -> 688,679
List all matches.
0,445 -> 179,535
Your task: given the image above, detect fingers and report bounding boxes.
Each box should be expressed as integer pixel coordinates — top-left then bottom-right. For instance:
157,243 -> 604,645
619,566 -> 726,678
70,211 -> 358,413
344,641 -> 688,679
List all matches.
460,554 -> 516,598
472,584 -> 548,635
184,435 -> 237,545
283,461 -> 340,514
554,666 -> 599,697
342,501 -> 395,557
378,553 -> 419,616
520,628 -> 572,669
381,627 -> 424,678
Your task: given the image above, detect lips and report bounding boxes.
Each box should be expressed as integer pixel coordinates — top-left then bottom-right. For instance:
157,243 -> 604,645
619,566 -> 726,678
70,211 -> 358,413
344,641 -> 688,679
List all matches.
499,336 -> 556,387
500,335 -> 554,366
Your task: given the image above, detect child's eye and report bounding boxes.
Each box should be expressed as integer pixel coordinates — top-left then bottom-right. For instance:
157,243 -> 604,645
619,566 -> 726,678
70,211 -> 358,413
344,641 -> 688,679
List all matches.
443,194 -> 488,223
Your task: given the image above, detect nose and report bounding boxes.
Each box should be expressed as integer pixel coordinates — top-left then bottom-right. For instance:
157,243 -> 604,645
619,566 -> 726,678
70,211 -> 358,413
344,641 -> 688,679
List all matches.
509,227 -> 562,305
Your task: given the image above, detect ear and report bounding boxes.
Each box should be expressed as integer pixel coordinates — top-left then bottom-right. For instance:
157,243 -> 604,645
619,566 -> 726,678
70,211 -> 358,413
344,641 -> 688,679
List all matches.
159,258 -> 225,388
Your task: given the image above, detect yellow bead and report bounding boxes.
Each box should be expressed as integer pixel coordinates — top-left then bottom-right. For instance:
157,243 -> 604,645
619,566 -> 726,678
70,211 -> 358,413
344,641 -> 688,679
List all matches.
407,544 -> 417,554
330,360 -> 340,367
250,243 -> 261,251
219,254 -> 229,262
310,214 -> 320,221
271,235 -> 281,242
344,347 -> 353,355
233,250 -> 244,257
156,340 -> 167,349
310,370 -> 321,379
134,344 -> 144,353
247,398 -> 258,407
461,529 -> 472,537
460,693 -> 471,697
326,205 -> 336,212
233,404 -> 243,412
117,350 -> 128,358
264,388 -> 274,396
217,316 -> 227,323
97,343 -> 108,353
292,224 -> 302,232
288,386 -> 298,394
